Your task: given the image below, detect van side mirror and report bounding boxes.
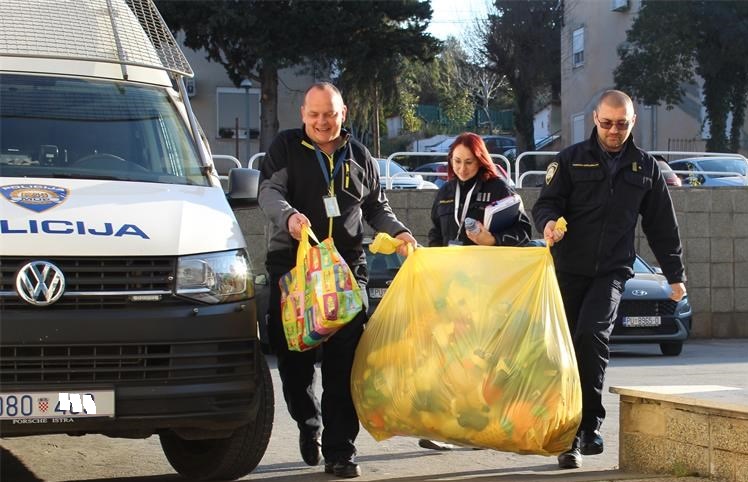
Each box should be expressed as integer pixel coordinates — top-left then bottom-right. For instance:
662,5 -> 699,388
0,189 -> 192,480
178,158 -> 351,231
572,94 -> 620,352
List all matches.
227,168 -> 259,207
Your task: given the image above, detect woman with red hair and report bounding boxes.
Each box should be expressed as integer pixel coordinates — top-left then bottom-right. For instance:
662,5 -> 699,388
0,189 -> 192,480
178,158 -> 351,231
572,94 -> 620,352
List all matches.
427,132 -> 531,247
419,132 -> 533,451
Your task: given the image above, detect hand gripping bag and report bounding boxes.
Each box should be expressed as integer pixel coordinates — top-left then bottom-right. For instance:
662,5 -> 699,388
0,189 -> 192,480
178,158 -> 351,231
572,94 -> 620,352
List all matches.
280,225 -> 363,351
351,245 -> 581,455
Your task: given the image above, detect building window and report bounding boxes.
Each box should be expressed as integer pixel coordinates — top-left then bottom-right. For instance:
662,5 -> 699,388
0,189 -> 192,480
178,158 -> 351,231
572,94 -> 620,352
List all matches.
611,0 -> 629,11
216,87 -> 260,139
572,27 -> 585,68
572,113 -> 586,144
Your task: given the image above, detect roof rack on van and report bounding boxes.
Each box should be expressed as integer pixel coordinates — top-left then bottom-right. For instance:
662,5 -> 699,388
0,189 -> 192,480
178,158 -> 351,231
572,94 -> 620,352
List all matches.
0,0 -> 192,77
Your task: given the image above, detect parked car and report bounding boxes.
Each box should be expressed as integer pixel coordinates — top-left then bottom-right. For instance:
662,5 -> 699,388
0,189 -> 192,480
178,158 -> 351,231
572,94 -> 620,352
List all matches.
425,135 -> 516,155
412,161 -> 515,188
612,254 -> 692,356
425,136 -> 456,152
481,135 -> 516,155
668,156 -> 748,187
413,161 -> 449,187
365,241 -> 691,356
653,156 -> 682,187
364,240 -> 405,316
377,159 -> 438,190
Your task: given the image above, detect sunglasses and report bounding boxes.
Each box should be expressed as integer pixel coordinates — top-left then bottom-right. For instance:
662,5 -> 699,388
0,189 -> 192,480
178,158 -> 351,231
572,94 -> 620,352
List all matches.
597,118 -> 631,130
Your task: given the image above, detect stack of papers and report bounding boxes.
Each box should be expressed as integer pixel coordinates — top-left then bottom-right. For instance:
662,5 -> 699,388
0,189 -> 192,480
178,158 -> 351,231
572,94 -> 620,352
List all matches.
483,194 -> 521,233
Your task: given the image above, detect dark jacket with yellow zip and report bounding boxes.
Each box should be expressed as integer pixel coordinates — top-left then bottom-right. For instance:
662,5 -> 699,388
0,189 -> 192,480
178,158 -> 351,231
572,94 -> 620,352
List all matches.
258,127 -> 409,274
532,129 -> 686,284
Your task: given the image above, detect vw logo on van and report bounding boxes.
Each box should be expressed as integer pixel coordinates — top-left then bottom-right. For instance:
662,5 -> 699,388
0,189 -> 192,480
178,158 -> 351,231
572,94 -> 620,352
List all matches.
15,261 -> 66,306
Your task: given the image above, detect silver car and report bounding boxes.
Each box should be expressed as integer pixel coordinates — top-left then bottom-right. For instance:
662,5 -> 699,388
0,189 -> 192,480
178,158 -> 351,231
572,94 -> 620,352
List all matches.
377,159 -> 438,190
668,156 -> 748,187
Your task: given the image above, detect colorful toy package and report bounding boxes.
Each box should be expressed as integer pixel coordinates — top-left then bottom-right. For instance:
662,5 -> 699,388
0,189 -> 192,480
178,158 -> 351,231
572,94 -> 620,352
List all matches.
280,225 -> 362,351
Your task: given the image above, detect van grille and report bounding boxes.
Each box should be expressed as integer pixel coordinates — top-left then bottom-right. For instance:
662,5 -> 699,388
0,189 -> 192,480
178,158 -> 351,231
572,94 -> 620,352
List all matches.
0,256 -> 175,309
1,340 -> 255,384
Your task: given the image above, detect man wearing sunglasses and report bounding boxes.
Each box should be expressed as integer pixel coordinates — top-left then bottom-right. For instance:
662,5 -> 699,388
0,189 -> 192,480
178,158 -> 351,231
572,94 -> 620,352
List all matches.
532,90 -> 687,470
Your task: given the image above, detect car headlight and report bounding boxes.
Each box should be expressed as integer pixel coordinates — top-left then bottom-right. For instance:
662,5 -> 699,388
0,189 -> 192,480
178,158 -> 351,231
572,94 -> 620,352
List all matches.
176,249 -> 254,304
674,296 -> 691,316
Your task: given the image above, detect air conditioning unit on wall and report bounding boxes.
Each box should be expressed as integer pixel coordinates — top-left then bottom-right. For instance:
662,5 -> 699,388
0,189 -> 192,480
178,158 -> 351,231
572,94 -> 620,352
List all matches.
185,78 -> 196,97
612,0 -> 629,11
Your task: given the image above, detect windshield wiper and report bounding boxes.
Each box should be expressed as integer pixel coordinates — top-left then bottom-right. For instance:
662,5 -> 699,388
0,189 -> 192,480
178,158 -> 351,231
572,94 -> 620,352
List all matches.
31,172 -> 135,182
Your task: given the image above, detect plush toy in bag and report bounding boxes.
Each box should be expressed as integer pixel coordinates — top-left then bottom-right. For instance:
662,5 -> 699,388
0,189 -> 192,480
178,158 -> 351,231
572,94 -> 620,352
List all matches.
280,225 -> 362,351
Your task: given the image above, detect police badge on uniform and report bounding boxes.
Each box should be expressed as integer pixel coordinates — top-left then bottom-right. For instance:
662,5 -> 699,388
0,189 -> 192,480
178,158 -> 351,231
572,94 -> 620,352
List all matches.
545,162 -> 559,185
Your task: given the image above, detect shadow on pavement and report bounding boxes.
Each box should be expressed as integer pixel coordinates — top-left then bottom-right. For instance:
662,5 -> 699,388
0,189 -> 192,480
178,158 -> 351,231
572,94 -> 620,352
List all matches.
0,446 -> 42,482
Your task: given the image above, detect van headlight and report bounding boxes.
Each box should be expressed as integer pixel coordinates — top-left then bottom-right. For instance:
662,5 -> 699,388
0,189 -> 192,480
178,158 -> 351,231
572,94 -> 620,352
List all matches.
176,250 -> 253,304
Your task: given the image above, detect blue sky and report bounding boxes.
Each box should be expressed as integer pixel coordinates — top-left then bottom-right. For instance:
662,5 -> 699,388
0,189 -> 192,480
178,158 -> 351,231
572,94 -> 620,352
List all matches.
427,0 -> 491,41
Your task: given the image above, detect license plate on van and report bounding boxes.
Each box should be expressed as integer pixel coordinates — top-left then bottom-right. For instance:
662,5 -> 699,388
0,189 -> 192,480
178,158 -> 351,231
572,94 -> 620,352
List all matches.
0,390 -> 115,420
623,316 -> 661,327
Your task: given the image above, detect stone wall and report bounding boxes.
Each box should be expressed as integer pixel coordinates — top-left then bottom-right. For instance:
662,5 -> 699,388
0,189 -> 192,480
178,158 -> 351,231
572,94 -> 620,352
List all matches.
612,386 -> 748,482
235,186 -> 748,339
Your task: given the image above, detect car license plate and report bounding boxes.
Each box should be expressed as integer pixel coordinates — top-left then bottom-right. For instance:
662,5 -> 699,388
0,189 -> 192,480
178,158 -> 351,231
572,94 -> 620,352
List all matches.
623,316 -> 661,327
368,287 -> 387,299
0,390 -> 115,420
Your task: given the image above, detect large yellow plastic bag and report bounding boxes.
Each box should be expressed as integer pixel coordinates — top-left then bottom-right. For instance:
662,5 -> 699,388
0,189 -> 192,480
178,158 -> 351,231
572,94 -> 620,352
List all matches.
351,245 -> 581,455
280,225 -> 363,351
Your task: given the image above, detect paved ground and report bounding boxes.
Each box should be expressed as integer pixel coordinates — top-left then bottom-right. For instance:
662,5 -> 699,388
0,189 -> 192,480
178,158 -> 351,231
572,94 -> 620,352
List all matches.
1,340 -> 742,482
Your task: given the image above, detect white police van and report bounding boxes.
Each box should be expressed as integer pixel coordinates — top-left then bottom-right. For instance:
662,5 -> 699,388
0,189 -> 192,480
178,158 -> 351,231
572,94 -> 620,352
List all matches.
0,1 -> 272,480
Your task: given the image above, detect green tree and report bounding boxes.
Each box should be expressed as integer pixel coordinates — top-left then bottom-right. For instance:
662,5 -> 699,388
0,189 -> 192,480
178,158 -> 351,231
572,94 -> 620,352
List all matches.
329,1 -> 440,156
445,37 -> 511,133
614,1 -> 748,152
483,0 -> 562,154
156,1 -> 324,152
434,40 -> 476,129
156,1 -> 439,157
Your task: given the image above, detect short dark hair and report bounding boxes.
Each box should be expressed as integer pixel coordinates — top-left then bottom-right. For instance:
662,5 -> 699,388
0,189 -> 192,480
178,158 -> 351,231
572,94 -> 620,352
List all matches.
596,89 -> 633,111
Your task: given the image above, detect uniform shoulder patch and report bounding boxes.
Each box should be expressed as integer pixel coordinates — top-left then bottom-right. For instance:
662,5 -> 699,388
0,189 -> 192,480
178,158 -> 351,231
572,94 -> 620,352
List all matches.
545,162 -> 559,185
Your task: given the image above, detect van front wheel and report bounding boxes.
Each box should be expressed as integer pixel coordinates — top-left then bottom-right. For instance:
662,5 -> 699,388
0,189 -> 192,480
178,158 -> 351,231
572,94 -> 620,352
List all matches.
159,355 -> 274,481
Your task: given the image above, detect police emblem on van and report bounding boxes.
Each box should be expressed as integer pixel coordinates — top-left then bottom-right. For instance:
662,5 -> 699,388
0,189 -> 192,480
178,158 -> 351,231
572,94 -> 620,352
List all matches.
15,261 -> 66,306
1,184 -> 68,212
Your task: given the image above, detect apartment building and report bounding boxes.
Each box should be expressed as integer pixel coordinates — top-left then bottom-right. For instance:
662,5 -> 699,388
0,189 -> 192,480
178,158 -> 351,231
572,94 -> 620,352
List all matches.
179,43 -> 319,166
561,0 -> 746,154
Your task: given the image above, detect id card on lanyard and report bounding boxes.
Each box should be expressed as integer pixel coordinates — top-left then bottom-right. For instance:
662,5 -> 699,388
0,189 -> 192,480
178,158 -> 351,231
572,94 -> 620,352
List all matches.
315,144 -> 348,218
449,182 -> 476,246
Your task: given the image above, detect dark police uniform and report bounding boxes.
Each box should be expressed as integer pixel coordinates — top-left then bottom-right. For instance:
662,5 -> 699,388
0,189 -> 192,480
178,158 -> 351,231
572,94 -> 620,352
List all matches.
258,127 -> 409,465
532,129 -> 685,434
428,174 -> 531,247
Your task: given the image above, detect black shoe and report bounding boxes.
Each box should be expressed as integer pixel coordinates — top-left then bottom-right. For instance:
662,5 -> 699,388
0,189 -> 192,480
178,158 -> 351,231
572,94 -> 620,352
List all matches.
299,431 -> 321,466
579,429 -> 604,455
324,460 -> 361,478
557,448 -> 582,469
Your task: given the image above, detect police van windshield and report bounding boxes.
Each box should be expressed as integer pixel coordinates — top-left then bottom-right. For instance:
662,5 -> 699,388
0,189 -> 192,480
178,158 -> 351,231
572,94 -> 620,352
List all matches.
0,74 -> 209,186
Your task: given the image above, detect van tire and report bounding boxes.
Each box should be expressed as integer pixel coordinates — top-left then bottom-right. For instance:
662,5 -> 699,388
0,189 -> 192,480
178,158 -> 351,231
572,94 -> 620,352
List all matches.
159,353 -> 274,481
660,342 -> 683,356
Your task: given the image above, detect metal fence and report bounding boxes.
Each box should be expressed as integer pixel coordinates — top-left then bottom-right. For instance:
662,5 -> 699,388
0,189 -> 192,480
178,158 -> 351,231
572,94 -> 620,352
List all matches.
235,150 -> 748,189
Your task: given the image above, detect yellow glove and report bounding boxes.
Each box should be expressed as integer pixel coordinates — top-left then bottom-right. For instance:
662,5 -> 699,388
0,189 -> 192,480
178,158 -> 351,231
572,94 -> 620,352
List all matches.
369,232 -> 403,255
